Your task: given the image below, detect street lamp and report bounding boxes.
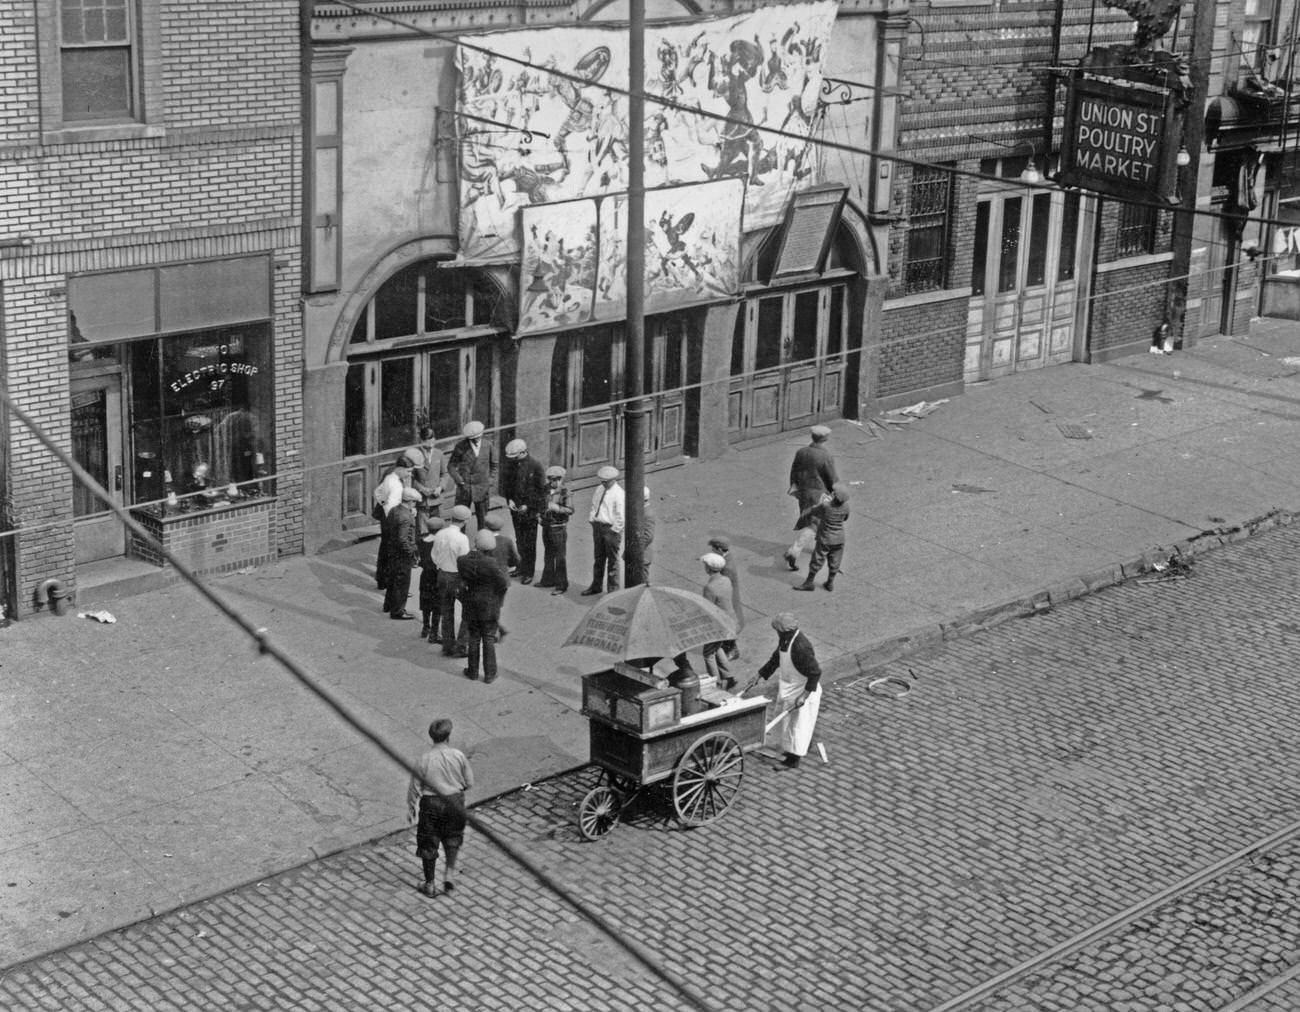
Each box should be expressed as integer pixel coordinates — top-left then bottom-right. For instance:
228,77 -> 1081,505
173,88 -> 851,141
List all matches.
970,134 -> 1043,184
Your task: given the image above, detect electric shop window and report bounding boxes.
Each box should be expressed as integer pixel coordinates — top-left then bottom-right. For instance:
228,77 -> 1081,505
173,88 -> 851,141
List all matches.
128,325 -> 275,512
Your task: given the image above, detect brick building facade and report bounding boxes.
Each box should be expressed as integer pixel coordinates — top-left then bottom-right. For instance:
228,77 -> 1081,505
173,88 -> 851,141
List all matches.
0,1 -> 303,618
874,0 -> 1196,409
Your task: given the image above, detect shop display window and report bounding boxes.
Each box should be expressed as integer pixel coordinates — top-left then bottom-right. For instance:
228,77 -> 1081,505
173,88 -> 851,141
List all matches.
127,323 -> 274,512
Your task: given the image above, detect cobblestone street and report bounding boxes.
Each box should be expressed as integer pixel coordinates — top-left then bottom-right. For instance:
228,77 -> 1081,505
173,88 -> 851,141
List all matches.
7,521 -> 1300,1011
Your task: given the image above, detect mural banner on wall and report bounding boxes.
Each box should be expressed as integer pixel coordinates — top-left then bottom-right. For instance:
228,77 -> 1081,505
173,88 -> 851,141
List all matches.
455,0 -> 837,263
519,200 -> 599,334
517,178 -> 742,336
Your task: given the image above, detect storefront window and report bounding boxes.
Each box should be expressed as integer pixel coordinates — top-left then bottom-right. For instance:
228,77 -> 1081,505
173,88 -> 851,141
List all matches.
127,323 -> 274,508
344,363 -> 366,457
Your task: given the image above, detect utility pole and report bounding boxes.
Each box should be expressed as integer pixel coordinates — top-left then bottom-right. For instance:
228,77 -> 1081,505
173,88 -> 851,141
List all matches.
1168,0 -> 1215,347
622,0 -> 647,587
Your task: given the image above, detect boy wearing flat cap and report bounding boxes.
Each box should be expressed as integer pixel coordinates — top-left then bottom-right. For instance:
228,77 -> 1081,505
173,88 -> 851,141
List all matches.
700,553 -> 737,690
795,482 -> 850,592
538,465 -> 573,594
448,420 -> 497,533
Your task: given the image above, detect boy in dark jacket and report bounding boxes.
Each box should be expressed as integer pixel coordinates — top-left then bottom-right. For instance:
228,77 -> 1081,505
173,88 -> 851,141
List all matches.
538,465 -> 573,594
794,482 -> 849,592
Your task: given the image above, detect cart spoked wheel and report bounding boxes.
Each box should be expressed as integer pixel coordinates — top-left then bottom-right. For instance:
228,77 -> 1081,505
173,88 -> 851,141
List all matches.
578,785 -> 623,840
672,731 -> 744,828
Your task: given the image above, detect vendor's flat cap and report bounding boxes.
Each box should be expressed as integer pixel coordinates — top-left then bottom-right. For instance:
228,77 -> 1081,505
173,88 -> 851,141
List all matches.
504,438 -> 527,458
545,465 -> 566,478
772,612 -> 799,633
450,505 -> 472,522
474,530 -> 496,551
700,552 -> 726,571
810,424 -> 831,440
462,420 -> 485,439
831,482 -> 850,502
707,535 -> 731,551
483,514 -> 504,531
596,465 -> 619,481
401,488 -> 423,501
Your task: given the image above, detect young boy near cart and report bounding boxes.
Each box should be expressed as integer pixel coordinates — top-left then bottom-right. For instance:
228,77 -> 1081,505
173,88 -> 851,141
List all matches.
538,465 -> 573,594
794,482 -> 849,592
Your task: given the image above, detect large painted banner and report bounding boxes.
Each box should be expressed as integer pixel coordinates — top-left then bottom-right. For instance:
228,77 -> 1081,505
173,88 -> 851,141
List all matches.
455,1 -> 836,263
518,178 -> 743,336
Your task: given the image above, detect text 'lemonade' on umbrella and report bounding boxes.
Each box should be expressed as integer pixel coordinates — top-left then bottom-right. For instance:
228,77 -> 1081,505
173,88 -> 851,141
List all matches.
562,585 -> 737,659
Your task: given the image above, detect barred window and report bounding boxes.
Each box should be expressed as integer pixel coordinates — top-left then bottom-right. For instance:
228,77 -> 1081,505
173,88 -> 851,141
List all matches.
904,165 -> 953,293
1116,201 -> 1157,257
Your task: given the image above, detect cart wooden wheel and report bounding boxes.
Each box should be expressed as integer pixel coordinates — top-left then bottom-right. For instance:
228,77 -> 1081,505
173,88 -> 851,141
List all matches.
578,785 -> 623,840
672,731 -> 744,827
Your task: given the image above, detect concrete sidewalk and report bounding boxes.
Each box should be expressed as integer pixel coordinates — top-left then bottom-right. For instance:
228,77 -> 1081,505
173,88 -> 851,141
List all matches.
3,318 -> 1300,967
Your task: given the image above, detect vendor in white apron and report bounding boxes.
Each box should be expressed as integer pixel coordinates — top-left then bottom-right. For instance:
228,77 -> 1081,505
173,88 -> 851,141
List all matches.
744,612 -> 822,769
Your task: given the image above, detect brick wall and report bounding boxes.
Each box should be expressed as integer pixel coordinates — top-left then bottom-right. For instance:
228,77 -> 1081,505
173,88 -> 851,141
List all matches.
130,499 -> 275,575
0,2 -> 302,617
1090,261 -> 1169,359
877,295 -> 968,401
2,274 -> 75,615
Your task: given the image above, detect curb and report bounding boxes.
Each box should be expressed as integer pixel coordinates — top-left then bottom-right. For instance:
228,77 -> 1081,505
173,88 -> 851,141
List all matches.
820,507 -> 1296,688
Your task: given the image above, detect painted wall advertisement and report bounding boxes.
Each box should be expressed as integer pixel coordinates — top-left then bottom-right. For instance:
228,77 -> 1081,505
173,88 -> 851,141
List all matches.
454,0 -> 837,263
1059,73 -> 1180,202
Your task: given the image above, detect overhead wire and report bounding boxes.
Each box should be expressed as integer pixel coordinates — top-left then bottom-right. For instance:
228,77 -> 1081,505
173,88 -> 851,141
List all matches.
320,0 -> 1300,236
0,377 -> 716,1012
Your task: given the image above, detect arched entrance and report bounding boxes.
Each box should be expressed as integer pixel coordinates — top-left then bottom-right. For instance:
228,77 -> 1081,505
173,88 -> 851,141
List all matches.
337,256 -> 510,521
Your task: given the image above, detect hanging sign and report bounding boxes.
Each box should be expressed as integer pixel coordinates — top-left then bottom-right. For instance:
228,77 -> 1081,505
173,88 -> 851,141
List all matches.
1059,72 -> 1181,202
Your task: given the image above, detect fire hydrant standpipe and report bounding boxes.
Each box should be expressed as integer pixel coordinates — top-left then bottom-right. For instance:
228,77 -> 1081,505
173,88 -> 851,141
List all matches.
36,578 -> 73,616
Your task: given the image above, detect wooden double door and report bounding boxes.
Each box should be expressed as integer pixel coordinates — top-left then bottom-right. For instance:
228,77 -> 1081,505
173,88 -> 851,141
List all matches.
966,188 -> 1085,380
728,282 -> 849,440
548,315 -> 696,482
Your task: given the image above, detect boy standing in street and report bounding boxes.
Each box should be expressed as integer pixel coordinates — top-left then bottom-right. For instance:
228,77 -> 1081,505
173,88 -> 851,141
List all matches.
407,718 -> 474,897
538,465 -> 572,595
794,482 -> 849,592
708,535 -> 744,660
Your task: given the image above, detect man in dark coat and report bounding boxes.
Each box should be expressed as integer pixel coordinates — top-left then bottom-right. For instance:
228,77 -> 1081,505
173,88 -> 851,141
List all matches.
382,487 -> 422,619
784,424 -> 838,570
456,530 -> 509,684
501,438 -> 547,584
447,420 -> 497,532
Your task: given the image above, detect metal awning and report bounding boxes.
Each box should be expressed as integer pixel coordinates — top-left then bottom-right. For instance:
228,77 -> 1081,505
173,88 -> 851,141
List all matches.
1206,94 -> 1300,151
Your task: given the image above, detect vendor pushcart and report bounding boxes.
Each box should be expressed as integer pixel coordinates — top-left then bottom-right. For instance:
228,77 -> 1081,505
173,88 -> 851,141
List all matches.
563,585 -> 768,840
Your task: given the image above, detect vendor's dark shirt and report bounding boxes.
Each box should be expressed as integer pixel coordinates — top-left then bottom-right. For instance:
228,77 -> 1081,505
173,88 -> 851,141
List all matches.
757,630 -> 821,692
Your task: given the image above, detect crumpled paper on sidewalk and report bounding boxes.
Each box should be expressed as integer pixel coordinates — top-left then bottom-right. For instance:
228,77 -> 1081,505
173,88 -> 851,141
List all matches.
77,610 -> 117,624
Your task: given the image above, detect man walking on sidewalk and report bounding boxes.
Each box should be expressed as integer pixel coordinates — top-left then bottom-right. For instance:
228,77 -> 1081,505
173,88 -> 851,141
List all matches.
407,718 -> 474,897
785,425 -> 837,570
583,465 -> 625,596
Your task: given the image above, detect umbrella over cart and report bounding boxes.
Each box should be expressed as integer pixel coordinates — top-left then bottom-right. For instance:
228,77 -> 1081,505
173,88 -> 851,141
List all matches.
561,584 -> 736,660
